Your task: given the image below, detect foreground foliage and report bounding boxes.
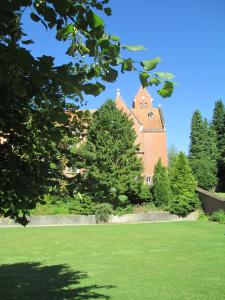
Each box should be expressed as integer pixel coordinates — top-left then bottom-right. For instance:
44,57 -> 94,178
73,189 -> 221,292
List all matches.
0,0 -> 174,223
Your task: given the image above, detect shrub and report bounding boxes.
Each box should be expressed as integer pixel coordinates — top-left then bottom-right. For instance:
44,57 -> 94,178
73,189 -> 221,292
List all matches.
32,193 -> 96,216
209,210 -> 225,224
114,205 -> 134,216
95,203 -> 113,223
69,193 -> 96,215
169,194 -> 199,217
152,159 -> 171,207
136,184 -> 153,203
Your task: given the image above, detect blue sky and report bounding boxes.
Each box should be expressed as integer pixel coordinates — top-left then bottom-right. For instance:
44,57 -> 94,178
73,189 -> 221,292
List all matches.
22,0 -> 225,153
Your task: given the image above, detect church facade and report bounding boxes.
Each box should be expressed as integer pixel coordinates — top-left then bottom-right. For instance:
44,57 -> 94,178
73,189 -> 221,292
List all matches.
115,87 -> 168,184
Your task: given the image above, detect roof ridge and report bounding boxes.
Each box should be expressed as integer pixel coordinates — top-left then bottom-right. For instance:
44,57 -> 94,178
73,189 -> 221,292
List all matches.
115,94 -> 143,126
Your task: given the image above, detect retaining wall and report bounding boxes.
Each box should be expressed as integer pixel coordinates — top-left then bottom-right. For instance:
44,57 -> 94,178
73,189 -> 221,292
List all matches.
0,211 -> 199,227
196,187 -> 225,214
109,211 -> 198,223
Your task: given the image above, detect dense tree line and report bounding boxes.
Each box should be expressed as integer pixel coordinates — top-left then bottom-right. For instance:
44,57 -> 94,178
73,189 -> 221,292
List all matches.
189,100 -> 225,191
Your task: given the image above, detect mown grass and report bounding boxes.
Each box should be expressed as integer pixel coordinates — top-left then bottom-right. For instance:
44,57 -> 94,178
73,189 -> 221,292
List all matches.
0,222 -> 225,299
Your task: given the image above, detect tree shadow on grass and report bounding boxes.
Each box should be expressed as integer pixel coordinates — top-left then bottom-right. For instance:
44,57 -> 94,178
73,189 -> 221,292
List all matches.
0,262 -> 115,300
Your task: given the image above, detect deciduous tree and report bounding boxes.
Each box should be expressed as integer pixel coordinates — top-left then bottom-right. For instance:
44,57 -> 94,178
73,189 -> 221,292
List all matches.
0,0 -> 173,223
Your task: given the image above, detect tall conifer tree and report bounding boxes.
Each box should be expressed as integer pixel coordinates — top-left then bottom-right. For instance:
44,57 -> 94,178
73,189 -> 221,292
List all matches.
189,111 -> 217,190
212,100 -> 225,191
189,110 -> 206,159
76,100 -> 147,205
170,152 -> 199,216
152,159 -> 171,207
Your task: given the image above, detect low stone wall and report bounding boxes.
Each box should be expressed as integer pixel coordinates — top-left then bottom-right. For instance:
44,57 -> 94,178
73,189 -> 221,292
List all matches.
109,211 -> 198,223
0,211 -> 199,227
0,215 -> 96,227
196,187 -> 225,214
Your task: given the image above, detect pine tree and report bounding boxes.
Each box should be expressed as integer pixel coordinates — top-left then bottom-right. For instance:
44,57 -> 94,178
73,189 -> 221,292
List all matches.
212,100 -> 225,191
76,100 -> 147,205
170,152 -> 199,216
152,159 -> 171,207
189,110 -> 206,159
189,111 -> 217,190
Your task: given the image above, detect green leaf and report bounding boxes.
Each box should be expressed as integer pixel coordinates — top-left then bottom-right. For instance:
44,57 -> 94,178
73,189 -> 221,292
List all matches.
43,6 -> 56,23
122,58 -> 133,72
148,77 -> 161,86
141,57 -> 161,71
98,38 -> 110,48
53,0 -> 72,15
102,44 -> 119,59
111,35 -> 120,41
139,72 -> 149,88
104,7 -> 112,16
82,82 -> 105,96
56,24 -> 74,40
86,39 -> 96,56
30,12 -> 41,22
86,10 -> 104,28
79,44 -> 90,55
157,81 -> 174,98
122,45 -> 146,51
155,72 -> 174,80
104,67 -> 118,82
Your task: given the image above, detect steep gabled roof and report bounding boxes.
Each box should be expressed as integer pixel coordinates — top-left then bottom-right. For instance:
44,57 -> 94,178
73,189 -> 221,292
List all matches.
115,87 -> 165,130
131,107 -> 164,130
115,90 -> 142,126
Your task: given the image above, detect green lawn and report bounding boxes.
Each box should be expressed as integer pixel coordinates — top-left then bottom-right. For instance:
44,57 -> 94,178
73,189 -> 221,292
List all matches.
0,222 -> 225,300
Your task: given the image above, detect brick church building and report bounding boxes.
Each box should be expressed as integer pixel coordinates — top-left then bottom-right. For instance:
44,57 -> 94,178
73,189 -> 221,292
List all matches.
115,86 -> 168,184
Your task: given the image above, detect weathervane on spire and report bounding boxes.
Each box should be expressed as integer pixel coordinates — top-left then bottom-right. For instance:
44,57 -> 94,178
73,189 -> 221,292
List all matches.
116,88 -> 120,97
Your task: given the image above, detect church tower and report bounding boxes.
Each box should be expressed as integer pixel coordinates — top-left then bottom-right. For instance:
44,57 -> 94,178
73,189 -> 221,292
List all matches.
133,86 -> 153,109
115,86 -> 168,184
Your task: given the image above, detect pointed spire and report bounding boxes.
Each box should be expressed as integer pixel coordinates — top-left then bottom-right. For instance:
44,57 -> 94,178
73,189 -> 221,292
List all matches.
116,88 -> 121,97
133,86 -> 153,109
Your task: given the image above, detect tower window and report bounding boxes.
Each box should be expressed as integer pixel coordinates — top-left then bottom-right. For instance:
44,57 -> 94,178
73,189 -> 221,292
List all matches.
146,176 -> 152,185
139,103 -> 143,108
